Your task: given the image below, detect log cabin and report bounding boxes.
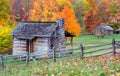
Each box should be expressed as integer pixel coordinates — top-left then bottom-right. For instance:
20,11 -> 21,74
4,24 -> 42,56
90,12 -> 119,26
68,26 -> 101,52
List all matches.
117,28 -> 120,34
11,18 -> 66,58
92,24 -> 114,37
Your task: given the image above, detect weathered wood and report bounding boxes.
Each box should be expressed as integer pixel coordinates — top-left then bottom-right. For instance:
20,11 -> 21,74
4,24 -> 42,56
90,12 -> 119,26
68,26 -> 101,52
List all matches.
13,41 -> 26,44
85,42 -> 112,50
35,38 -> 48,43
1,55 -> 5,68
80,43 -> 84,59
65,47 -> 80,51
112,39 -> 116,54
26,52 -> 29,66
30,40 -> 34,53
116,43 -> 120,48
13,48 -> 26,51
53,47 -> 56,62
33,38 -> 49,58
116,41 -> 120,48
71,37 -> 73,52
85,51 -> 112,58
116,41 -> 120,43
26,40 -> 30,66
13,38 -> 27,56
84,47 -> 112,54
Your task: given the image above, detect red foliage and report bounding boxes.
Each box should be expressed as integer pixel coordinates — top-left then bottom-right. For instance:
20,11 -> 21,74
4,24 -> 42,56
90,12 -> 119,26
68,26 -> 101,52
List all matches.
84,8 -> 101,33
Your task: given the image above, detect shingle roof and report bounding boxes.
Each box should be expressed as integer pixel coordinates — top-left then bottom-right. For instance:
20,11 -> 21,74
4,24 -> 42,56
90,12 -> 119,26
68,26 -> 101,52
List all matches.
11,22 -> 57,39
118,28 -> 120,31
99,24 -> 114,30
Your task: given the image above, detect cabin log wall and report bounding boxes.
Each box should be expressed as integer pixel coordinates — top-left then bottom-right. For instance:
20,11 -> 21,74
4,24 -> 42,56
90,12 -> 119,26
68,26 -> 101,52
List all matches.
12,38 -> 27,56
33,38 -> 49,58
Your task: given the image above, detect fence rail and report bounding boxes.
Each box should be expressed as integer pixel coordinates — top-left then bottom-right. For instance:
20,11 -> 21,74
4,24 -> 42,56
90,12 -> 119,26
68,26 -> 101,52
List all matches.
0,39 -> 120,68
84,47 -> 112,54
84,42 -> 112,50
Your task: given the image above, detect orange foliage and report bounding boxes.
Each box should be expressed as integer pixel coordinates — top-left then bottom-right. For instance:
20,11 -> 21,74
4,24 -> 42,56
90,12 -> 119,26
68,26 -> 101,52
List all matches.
84,8 -> 101,32
88,0 -> 96,8
84,0 -> 111,33
0,20 -> 6,25
29,0 -> 73,22
96,0 -> 111,23
0,0 -> 10,25
29,0 -> 81,36
56,6 -> 81,36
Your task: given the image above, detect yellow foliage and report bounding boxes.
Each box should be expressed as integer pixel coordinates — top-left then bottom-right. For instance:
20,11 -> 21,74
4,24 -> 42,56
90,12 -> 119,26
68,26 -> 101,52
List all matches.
29,0 -> 58,22
0,25 -> 13,52
29,0 -> 81,36
83,0 -> 90,7
56,0 -> 73,9
29,0 -> 73,22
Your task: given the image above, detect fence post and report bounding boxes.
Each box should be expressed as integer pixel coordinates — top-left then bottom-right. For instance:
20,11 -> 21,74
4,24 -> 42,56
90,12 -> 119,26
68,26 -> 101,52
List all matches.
80,43 -> 84,59
112,39 -> 116,54
53,47 -> 56,62
1,54 -> 5,68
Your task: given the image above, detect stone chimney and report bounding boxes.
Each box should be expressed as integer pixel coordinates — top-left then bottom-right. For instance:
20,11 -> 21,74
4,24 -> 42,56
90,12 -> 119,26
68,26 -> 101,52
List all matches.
54,18 -> 66,57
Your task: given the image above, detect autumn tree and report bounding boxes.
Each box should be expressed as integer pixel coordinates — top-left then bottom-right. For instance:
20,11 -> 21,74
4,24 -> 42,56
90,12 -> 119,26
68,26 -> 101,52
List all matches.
0,0 -> 10,25
56,6 -> 81,36
28,0 -> 58,22
29,0 -> 81,36
74,0 -> 94,25
0,0 -> 13,52
95,0 -> 111,23
29,0 -> 73,22
84,8 -> 101,33
84,0 -> 111,33
56,0 -> 73,10
0,26 -> 13,52
69,0 -> 77,4
109,0 -> 120,17
88,0 -> 96,8
10,0 -> 34,21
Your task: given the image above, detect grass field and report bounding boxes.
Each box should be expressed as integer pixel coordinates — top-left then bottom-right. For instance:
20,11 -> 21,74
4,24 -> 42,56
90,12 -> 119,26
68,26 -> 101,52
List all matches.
66,34 -> 120,49
73,34 -> 120,45
66,34 -> 120,57
0,54 -> 120,76
0,34 -> 120,76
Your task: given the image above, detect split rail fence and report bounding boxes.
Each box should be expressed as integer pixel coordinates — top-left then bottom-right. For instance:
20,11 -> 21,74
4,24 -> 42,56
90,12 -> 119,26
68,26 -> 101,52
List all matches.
0,39 -> 120,68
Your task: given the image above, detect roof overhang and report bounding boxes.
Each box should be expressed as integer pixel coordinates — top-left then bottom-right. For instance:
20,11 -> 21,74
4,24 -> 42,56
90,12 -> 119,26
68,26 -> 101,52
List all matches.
13,35 -> 51,40
65,31 -> 75,37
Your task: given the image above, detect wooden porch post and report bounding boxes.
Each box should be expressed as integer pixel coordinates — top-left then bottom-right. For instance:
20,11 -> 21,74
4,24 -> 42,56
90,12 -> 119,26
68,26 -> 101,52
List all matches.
53,47 -> 56,62
71,37 -> 73,51
26,40 -> 30,66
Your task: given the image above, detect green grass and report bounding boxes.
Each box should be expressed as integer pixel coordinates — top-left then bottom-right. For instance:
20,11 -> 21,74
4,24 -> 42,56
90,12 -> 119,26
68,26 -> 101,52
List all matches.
73,34 -> 120,46
0,55 -> 120,76
66,34 -> 120,57
66,34 -> 120,49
